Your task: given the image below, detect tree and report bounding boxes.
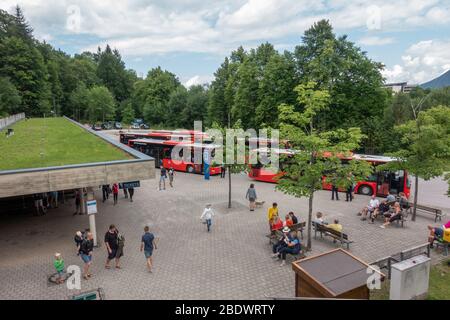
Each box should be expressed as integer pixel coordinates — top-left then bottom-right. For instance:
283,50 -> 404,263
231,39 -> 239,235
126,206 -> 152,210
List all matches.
183,85 -> 208,128
97,45 -> 134,103
276,82 -> 372,250
121,102 -> 135,126
0,77 -> 21,116
86,86 -> 116,123
69,83 -> 89,121
209,120 -> 250,209
166,86 -> 188,128
384,106 -> 450,221
0,37 -> 51,116
208,58 -> 232,127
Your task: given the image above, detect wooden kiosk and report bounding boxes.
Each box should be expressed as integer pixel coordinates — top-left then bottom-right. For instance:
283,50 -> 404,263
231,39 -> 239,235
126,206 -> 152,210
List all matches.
292,248 -> 384,299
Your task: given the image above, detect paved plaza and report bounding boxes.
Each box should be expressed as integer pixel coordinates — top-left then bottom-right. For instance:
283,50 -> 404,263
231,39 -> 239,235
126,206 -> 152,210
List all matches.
0,172 -> 448,300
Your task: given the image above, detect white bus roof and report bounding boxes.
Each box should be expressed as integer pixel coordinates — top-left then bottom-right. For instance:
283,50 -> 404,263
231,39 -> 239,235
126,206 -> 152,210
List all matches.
352,154 -> 398,163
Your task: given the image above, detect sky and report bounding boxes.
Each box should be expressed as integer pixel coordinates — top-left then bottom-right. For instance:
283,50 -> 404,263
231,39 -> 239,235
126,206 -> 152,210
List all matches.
1,0 -> 450,87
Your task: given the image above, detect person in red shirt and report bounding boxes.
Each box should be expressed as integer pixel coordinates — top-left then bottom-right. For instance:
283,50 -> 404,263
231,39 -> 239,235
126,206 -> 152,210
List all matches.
284,214 -> 294,227
271,215 -> 283,231
112,183 -> 119,205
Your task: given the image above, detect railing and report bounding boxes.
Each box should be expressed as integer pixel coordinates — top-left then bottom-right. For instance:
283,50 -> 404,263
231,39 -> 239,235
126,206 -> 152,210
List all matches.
0,113 -> 25,131
370,243 -> 430,279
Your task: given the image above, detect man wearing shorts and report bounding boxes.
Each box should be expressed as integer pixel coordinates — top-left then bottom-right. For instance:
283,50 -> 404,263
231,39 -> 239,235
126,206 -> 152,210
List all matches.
140,226 -> 156,273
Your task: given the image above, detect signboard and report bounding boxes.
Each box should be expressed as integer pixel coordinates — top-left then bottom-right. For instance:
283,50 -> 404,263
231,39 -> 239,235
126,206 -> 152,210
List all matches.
86,200 -> 97,215
119,181 -> 141,189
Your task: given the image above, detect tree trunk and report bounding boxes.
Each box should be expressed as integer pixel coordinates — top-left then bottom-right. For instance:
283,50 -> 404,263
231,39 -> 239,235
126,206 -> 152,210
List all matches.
228,167 -> 232,209
306,192 -> 314,251
413,174 -> 419,222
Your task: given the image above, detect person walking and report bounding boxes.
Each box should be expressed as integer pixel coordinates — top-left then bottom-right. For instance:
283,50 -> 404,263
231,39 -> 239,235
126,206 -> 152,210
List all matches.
331,174 -> 339,201
74,190 -> 81,215
345,174 -> 354,202
102,185 -> 109,202
128,187 -> 134,202
220,165 -> 226,178
168,168 -> 175,188
123,187 -> 128,199
79,232 -> 94,280
112,183 -> 119,205
200,204 -> 215,232
115,231 -> 125,266
245,184 -> 257,211
140,226 -> 157,273
159,167 -> 167,190
104,225 -> 120,269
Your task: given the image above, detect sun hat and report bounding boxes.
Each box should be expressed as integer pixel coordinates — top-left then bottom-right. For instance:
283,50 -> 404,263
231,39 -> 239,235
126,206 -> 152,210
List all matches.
55,253 -> 61,258
282,226 -> 290,233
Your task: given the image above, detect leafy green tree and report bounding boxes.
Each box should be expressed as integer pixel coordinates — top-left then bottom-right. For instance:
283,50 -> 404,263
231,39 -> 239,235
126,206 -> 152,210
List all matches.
135,67 -> 180,126
208,57 -> 232,127
97,45 -> 134,103
0,77 -> 21,116
69,83 -> 89,121
231,57 -> 259,129
256,52 -> 298,127
184,85 -> 208,128
384,106 -> 450,221
121,102 -> 135,126
166,86 -> 188,128
12,5 -> 33,41
0,37 -> 51,116
276,82 -> 372,250
86,85 -> 116,123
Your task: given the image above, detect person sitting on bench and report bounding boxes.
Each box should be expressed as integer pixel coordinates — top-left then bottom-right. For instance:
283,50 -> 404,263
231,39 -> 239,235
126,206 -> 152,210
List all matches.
359,195 -> 379,220
313,211 -> 327,225
370,200 -> 391,223
277,231 -> 301,266
283,214 -> 294,227
327,219 -> 343,233
380,202 -> 402,229
428,220 -> 450,248
271,227 -> 291,258
271,214 -> 283,231
398,192 -> 410,210
289,212 -> 298,225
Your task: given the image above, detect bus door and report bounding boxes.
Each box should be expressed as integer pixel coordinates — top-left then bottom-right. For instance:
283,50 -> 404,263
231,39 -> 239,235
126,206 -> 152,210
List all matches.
376,171 -> 390,196
388,170 -> 405,195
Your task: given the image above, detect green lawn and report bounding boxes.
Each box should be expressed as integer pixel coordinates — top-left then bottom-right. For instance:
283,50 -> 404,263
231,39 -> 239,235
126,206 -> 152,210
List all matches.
371,259 -> 450,300
0,118 -> 132,171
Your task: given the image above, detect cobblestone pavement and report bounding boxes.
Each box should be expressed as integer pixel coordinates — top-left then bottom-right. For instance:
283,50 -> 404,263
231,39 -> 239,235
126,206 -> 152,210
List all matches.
0,171 -> 448,300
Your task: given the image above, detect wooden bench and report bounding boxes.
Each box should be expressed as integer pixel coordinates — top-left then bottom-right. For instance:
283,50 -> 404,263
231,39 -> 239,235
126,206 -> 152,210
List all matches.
266,222 -> 306,245
312,222 -> 353,250
435,238 -> 449,256
406,203 -> 444,222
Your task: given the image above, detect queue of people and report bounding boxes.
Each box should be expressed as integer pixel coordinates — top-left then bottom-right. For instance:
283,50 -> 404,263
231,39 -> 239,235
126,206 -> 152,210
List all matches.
53,224 -> 158,284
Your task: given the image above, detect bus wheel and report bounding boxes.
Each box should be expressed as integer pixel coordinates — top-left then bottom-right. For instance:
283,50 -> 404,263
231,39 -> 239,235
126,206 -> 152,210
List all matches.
358,185 -> 373,196
186,165 -> 194,174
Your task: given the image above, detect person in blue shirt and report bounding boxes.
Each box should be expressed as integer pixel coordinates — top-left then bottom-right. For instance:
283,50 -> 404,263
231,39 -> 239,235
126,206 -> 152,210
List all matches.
278,232 -> 302,266
140,226 -> 157,273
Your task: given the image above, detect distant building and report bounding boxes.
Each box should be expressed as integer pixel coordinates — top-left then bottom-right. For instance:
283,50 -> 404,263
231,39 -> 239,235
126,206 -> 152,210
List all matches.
384,82 -> 418,94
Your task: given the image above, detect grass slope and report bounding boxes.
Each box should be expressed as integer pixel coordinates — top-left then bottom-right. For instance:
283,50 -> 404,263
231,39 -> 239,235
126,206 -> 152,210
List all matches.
0,118 -> 132,171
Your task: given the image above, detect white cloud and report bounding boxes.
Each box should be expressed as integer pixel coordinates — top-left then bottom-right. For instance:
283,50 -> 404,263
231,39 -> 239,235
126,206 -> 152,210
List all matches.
184,75 -> 214,88
1,0 -> 449,56
382,39 -> 450,84
359,36 -> 395,46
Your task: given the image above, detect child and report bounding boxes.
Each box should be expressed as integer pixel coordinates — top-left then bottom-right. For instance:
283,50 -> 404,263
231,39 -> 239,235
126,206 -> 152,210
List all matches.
200,204 -> 215,232
53,253 -> 65,284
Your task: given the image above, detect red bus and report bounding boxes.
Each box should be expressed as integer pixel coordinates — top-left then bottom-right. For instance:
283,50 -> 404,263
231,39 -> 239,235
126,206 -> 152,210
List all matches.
120,130 -> 211,145
128,138 -> 222,175
248,148 -> 411,198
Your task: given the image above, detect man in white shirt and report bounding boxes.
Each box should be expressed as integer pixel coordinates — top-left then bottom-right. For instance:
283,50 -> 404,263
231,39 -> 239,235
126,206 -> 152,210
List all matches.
358,195 -> 380,220
200,204 -> 215,232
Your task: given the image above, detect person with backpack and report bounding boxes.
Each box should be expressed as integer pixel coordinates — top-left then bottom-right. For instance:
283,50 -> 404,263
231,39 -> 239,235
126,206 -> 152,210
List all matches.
116,232 -> 125,264
79,232 -> 94,280
74,231 -> 84,255
245,184 -> 257,211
